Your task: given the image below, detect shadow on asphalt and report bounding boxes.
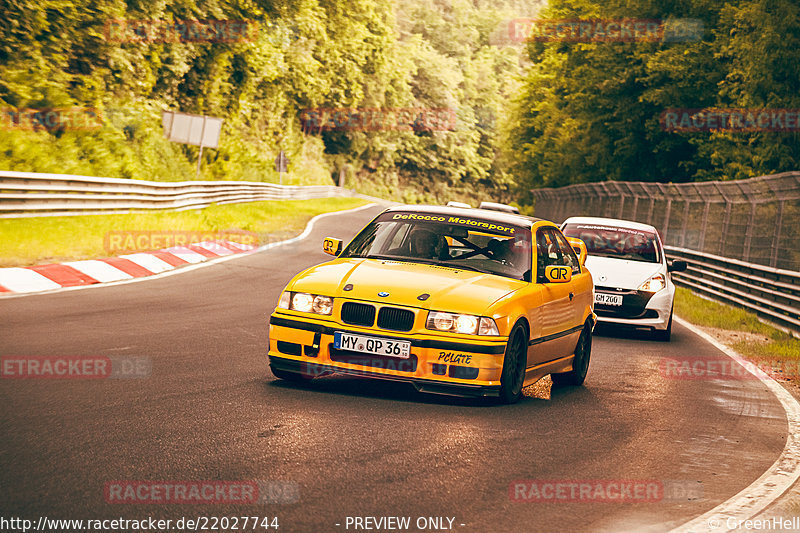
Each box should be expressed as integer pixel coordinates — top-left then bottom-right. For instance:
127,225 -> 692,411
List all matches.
593,323 -> 671,342
264,372 -> 596,409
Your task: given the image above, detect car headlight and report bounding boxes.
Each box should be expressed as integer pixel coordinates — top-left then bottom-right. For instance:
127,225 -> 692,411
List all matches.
426,311 -> 499,335
638,274 -> 666,293
278,291 -> 291,309
277,291 -> 334,315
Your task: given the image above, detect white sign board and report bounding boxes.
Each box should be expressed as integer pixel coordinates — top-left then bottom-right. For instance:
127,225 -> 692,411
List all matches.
162,110 -> 223,149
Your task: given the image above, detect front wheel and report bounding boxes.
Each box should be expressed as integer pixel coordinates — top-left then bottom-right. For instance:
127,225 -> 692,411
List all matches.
551,321 -> 592,387
498,324 -> 528,404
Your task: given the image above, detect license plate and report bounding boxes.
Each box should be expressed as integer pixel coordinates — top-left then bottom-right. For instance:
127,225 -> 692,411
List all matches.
334,332 -> 411,359
595,293 -> 623,306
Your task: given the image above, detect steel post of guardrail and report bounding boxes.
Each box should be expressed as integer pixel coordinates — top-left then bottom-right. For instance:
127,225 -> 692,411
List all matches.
772,200 -> 785,268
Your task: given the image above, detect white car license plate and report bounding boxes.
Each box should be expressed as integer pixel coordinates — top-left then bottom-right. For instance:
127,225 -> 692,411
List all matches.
334,332 -> 411,359
595,293 -> 623,306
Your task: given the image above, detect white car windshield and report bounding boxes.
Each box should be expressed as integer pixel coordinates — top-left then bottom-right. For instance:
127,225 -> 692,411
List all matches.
562,223 -> 661,263
341,211 -> 532,281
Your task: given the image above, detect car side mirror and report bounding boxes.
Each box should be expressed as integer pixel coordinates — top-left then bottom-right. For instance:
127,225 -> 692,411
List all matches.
668,260 -> 687,273
567,237 -> 588,266
544,265 -> 572,283
323,237 -> 342,256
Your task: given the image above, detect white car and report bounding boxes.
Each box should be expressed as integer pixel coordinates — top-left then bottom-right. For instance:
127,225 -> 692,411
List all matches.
560,217 -> 686,341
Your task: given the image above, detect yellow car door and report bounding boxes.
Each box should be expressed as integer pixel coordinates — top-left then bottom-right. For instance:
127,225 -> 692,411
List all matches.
527,227 -> 581,366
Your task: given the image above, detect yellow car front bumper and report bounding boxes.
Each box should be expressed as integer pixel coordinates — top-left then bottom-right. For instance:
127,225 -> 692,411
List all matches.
268,313 -> 509,397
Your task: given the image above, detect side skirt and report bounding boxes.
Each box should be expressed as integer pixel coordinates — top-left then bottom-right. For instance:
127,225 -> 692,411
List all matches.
522,355 -> 574,388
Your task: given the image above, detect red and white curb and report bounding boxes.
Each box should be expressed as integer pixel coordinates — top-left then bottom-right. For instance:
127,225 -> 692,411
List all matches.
0,202 -> 380,298
0,240 -> 255,294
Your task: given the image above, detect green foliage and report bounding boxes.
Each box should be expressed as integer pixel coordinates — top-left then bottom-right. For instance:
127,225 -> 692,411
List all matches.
0,0 -> 531,203
503,0 -> 800,198
4,0 -> 788,202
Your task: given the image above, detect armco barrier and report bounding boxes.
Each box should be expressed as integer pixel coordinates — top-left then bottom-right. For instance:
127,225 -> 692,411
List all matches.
665,247 -> 800,334
0,170 -> 356,217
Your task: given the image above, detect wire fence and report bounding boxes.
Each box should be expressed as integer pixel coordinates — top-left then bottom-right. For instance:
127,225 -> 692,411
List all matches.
530,172 -> 800,272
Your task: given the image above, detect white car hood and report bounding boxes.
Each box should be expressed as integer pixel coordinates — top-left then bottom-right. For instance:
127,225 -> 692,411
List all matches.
584,256 -> 664,290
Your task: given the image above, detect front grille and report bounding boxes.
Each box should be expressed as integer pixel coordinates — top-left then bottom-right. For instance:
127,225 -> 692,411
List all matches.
329,345 -> 418,372
594,288 -> 656,319
377,307 -> 415,331
596,308 -> 659,319
341,302 -> 376,327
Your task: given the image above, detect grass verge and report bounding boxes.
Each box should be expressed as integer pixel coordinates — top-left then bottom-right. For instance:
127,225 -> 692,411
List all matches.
0,197 -> 370,267
674,286 -> 800,364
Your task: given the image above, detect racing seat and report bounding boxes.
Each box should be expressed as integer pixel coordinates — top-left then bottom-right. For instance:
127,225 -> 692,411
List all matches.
487,238 -> 514,264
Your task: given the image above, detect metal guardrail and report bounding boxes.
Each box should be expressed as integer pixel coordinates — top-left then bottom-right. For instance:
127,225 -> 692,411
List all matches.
0,170 -> 355,217
665,247 -> 800,334
531,172 -> 800,272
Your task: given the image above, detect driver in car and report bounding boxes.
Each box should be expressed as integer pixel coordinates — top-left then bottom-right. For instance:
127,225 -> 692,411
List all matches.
408,227 -> 441,259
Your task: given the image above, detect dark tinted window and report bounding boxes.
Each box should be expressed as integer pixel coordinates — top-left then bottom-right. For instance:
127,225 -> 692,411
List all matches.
562,223 -> 660,263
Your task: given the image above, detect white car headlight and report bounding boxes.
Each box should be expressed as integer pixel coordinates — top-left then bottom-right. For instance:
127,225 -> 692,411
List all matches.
278,292 -> 334,315
638,274 -> 666,293
426,311 -> 499,335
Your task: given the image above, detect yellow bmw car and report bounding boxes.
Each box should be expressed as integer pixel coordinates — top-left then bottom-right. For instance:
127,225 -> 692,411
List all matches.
268,205 -> 595,403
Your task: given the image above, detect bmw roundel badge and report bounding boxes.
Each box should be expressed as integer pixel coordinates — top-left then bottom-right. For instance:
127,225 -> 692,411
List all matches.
378,291 -> 390,297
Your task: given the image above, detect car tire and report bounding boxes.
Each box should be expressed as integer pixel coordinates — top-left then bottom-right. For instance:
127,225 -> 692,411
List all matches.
270,365 -> 313,382
653,310 -> 673,342
551,321 -> 592,387
498,323 -> 528,404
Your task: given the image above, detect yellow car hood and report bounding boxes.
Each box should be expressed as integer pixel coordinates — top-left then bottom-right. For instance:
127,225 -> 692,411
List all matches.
288,258 -> 524,315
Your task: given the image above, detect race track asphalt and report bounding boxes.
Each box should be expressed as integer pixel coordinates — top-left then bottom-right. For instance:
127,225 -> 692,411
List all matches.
0,204 -> 788,532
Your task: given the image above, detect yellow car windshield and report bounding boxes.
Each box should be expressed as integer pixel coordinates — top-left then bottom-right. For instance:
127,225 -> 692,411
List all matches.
341,212 -> 532,281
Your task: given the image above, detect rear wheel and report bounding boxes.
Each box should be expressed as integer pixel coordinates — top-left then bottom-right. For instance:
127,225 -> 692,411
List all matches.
498,324 -> 528,404
551,321 -> 592,387
653,310 -> 673,342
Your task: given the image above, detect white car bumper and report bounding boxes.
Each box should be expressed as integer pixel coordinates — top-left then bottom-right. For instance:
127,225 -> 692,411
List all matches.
595,286 -> 674,331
